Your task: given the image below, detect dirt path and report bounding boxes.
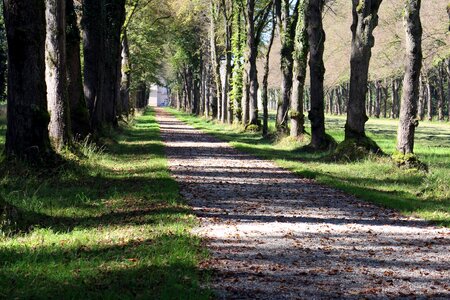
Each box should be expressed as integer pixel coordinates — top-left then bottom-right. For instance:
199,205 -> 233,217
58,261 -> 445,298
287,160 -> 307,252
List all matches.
155,108 -> 450,299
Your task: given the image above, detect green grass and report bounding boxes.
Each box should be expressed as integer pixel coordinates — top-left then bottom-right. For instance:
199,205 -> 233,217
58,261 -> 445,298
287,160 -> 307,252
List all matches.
167,108 -> 450,227
0,109 -> 210,299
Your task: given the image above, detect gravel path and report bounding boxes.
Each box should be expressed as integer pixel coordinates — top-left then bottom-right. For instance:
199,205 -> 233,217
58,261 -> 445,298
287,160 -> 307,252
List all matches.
155,108 -> 450,299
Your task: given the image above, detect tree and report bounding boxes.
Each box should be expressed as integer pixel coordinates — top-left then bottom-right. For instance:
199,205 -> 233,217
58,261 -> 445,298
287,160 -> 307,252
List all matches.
243,0 -> 272,128
220,0 -> 233,124
290,0 -> 309,138
210,0 -> 222,120
66,0 -> 90,138
0,6 -> 6,102
82,0 -> 104,132
3,0 -> 52,160
82,0 -> 126,133
230,3 -> 245,123
275,0 -> 299,133
120,31 -> 131,118
45,0 -> 71,150
344,0 -> 383,147
397,0 -> 422,155
262,12 -> 276,136
307,0 -> 332,149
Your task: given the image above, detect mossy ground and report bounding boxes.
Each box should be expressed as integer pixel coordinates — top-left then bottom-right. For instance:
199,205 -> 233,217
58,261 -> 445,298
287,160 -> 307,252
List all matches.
167,108 -> 450,227
0,109 -> 211,299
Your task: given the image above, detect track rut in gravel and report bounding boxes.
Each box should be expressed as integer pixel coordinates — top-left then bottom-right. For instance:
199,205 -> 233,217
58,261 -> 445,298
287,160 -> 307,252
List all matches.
155,108 -> 450,299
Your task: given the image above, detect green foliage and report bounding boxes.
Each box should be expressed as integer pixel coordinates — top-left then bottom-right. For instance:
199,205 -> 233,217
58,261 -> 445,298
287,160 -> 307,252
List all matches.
0,110 -> 211,298
230,4 -> 245,120
127,1 -> 171,88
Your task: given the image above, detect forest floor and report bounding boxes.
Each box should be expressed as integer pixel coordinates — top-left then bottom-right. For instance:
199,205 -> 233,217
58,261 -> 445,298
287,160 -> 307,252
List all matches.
158,108 -> 450,299
0,110 -> 210,299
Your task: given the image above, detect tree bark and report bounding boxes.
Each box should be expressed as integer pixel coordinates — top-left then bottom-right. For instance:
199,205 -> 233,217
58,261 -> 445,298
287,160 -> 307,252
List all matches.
262,16 -> 276,136
437,62 -> 445,121
222,3 -> 233,124
210,1 -> 222,120
345,0 -> 383,141
0,8 -> 7,102
120,31 -> 131,118
383,78 -> 388,118
290,0 -> 309,138
275,0 -> 298,133
417,74 -> 425,120
101,0 -> 126,128
397,0 -> 422,154
307,0 -> 329,149
66,0 -> 90,138
425,74 -> 432,121
46,0 -> 71,150
231,4 -> 244,123
242,72 -> 250,124
375,80 -> 382,118
82,0 -> 104,132
245,0 -> 260,127
4,0 -> 53,160
446,58 -> 450,121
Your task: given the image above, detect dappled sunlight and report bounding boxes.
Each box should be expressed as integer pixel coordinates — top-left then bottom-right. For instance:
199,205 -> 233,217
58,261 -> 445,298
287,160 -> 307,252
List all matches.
158,108 -> 450,299
0,110 -> 209,299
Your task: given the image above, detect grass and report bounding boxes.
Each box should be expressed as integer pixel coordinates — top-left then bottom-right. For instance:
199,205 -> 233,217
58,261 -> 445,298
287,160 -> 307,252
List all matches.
166,108 -> 450,227
0,109 -> 210,299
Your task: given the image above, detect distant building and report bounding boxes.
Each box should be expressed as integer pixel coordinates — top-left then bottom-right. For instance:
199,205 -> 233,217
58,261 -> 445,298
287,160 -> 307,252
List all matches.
148,85 -> 170,107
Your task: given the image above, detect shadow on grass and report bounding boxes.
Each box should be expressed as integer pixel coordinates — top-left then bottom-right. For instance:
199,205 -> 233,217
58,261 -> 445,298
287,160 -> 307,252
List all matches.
0,233 -> 210,299
0,109 -> 211,299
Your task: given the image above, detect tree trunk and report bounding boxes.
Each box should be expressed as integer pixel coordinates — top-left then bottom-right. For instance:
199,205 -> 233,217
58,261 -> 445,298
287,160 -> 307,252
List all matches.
290,0 -> 309,138
307,0 -> 329,149
120,31 -> 131,118
223,15 -> 232,124
82,0 -> 104,132
345,0 -> 382,141
0,7 -> 7,102
425,75 -> 432,121
242,72 -> 249,124
368,82 -> 373,116
397,0 -> 422,154
262,17 -> 276,136
375,80 -> 381,118
46,0 -> 71,150
100,0 -> 126,128
4,0 -> 53,160
383,78 -> 388,118
336,87 -> 342,115
231,4 -> 244,123
246,0 -> 259,126
437,62 -> 445,121
275,0 -> 298,133
446,58 -> 450,121
66,0 -> 90,138
417,74 -> 425,120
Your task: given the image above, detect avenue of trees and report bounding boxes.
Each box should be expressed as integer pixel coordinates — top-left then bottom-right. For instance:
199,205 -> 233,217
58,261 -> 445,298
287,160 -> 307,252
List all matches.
165,0 -> 449,159
1,0 -> 164,162
0,0 -> 448,164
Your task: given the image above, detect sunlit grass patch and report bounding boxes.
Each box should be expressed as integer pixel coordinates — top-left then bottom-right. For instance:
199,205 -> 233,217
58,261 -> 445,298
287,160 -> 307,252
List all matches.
0,109 -> 210,299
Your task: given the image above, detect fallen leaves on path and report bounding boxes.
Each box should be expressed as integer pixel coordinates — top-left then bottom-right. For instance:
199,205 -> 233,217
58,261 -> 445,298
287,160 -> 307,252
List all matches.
156,108 -> 450,299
